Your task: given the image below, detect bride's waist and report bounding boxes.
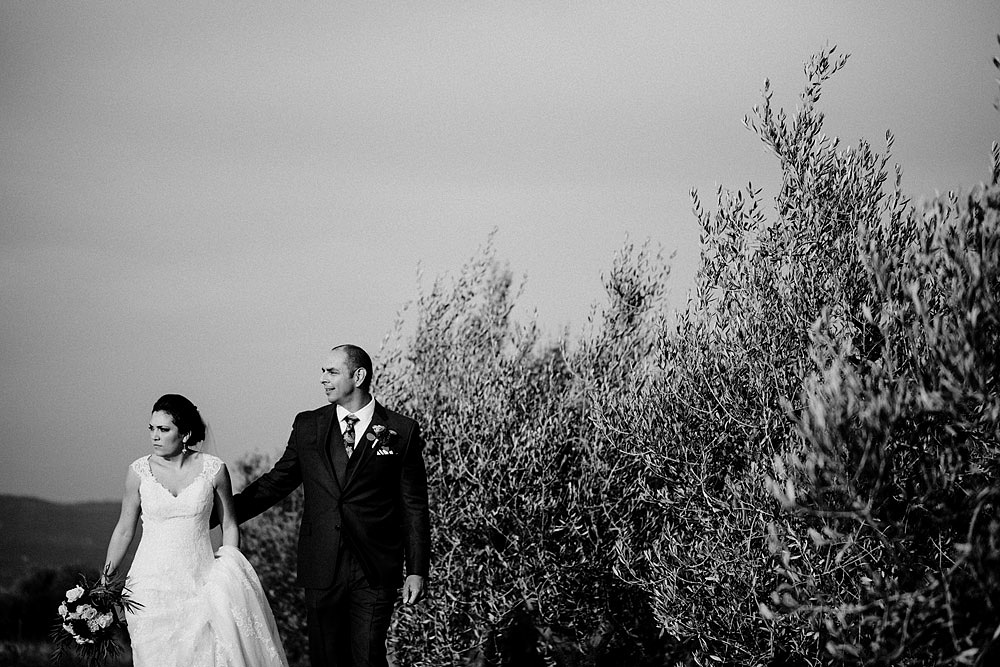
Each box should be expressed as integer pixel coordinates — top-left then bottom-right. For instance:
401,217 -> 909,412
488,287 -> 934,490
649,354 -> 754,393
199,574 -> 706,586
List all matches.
134,531 -> 213,556
130,540 -> 215,580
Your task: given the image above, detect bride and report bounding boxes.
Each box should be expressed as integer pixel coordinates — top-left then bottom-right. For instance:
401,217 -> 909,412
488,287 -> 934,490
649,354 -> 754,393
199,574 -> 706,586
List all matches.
102,394 -> 288,667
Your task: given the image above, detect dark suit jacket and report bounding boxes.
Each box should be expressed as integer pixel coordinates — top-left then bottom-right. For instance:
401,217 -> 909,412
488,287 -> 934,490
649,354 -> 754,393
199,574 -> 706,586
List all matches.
234,401 -> 430,590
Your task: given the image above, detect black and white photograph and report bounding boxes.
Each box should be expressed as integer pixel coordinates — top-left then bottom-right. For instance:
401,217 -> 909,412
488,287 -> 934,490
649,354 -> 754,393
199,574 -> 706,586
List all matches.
2,2 -> 998,666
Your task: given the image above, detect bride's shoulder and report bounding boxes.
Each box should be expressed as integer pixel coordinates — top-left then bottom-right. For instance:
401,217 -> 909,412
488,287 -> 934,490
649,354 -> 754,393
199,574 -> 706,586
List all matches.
128,456 -> 150,476
198,452 -> 226,478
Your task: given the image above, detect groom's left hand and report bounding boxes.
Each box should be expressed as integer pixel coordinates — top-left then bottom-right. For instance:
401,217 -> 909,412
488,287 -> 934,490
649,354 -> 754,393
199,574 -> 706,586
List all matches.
401,574 -> 425,605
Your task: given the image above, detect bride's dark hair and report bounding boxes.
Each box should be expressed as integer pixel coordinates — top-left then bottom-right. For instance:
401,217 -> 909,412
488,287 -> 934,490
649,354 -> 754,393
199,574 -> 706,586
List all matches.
152,394 -> 206,446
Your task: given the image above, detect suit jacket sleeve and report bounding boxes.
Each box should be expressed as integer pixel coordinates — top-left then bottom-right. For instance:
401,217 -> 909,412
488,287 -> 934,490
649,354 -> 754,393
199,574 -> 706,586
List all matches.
233,412 -> 306,524
400,422 -> 431,578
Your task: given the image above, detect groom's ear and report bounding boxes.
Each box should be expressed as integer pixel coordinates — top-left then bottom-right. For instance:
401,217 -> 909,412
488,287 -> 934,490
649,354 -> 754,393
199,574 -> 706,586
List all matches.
353,367 -> 367,388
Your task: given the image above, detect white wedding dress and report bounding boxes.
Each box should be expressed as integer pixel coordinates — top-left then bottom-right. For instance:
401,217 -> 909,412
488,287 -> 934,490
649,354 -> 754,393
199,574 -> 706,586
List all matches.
126,454 -> 288,667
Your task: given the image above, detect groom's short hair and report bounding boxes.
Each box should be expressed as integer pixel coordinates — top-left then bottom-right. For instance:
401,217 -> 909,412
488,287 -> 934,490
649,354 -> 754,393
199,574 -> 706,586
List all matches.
333,344 -> 373,391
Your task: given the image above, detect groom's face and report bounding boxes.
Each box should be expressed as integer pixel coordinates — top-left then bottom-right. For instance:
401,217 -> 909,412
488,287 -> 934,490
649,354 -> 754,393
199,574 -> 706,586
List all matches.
321,349 -> 359,405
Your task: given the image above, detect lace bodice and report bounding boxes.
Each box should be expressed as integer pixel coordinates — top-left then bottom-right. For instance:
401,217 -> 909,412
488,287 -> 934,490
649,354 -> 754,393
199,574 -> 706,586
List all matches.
129,454 -> 222,583
131,453 -> 222,517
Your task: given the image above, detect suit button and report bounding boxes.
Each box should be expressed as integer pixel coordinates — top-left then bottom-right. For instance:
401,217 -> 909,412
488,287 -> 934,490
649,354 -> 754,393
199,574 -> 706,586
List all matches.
334,524 -> 341,531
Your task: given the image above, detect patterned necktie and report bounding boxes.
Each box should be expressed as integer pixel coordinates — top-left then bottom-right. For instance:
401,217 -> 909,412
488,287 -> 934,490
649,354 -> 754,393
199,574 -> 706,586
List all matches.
343,414 -> 360,458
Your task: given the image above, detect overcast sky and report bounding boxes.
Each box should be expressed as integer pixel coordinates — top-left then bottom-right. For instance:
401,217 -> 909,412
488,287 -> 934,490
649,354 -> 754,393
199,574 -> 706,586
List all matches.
2,2 -> 997,503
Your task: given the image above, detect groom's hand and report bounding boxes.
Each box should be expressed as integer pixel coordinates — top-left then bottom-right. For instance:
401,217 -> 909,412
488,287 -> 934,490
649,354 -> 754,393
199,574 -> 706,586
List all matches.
401,574 -> 425,605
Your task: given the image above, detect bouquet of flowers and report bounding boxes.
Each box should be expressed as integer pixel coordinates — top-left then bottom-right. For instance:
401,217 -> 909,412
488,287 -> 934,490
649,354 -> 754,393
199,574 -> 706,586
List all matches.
50,568 -> 141,667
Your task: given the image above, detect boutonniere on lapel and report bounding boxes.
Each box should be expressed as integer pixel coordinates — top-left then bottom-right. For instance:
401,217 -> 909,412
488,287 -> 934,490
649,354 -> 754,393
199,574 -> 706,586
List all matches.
366,424 -> 398,456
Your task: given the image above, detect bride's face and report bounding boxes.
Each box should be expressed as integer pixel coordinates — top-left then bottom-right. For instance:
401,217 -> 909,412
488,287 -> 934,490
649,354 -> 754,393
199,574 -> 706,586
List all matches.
148,411 -> 187,458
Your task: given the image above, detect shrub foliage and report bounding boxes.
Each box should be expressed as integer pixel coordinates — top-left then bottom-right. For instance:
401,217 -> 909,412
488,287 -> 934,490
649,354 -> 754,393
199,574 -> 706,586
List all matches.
237,44 -> 1000,666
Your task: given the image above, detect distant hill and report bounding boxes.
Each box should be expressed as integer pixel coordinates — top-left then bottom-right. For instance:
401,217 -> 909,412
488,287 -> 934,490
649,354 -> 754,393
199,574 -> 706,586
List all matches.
0,495 -> 126,588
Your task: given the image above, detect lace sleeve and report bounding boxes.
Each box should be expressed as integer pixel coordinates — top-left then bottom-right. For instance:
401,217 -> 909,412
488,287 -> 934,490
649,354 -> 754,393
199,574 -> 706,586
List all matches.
201,454 -> 225,483
129,456 -> 149,478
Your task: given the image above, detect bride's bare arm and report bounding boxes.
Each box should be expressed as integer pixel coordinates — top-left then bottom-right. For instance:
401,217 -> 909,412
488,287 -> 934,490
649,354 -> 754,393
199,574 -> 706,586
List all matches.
214,464 -> 240,549
103,467 -> 141,580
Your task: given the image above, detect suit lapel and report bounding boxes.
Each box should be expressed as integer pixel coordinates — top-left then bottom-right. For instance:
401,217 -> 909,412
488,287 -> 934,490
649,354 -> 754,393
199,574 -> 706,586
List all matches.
317,405 -> 344,490
344,401 -> 387,488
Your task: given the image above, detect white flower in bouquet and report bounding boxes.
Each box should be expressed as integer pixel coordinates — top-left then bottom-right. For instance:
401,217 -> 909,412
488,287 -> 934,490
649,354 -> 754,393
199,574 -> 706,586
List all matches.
52,568 -> 142,667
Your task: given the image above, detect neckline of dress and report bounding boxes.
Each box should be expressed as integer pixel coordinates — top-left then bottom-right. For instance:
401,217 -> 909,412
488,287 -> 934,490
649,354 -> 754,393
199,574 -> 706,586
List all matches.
145,454 -> 209,498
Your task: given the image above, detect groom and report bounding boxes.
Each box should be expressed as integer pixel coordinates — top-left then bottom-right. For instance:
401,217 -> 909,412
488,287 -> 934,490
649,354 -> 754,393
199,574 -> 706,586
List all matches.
233,344 -> 431,667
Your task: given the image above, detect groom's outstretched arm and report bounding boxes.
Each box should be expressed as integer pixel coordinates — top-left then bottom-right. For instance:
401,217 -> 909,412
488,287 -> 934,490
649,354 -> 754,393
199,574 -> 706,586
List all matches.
233,412 -> 307,525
